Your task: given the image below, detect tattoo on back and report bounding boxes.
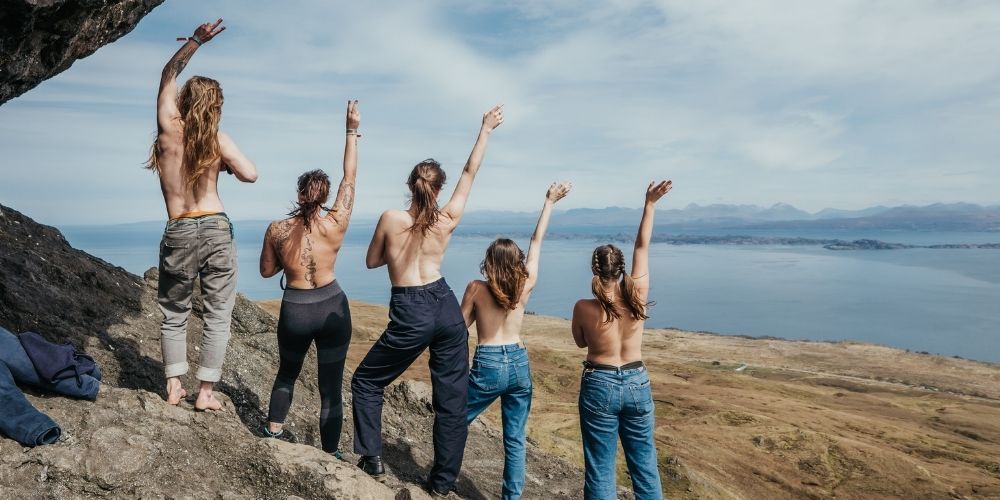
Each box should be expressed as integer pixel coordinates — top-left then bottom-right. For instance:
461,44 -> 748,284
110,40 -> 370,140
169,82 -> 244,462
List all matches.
301,234 -> 318,287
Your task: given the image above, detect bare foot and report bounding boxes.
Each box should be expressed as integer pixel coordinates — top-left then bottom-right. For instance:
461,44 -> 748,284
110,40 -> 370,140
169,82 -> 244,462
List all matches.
194,391 -> 223,411
165,379 -> 187,405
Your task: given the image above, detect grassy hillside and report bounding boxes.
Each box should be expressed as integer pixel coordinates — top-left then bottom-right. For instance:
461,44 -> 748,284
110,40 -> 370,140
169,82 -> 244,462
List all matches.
260,300 -> 1000,499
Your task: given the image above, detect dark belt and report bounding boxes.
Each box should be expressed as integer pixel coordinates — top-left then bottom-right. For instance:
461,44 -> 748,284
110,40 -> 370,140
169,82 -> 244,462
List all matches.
582,360 -> 645,372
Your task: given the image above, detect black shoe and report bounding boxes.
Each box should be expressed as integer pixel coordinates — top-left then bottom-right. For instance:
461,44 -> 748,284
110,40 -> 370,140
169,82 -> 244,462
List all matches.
357,455 -> 386,479
426,482 -> 450,497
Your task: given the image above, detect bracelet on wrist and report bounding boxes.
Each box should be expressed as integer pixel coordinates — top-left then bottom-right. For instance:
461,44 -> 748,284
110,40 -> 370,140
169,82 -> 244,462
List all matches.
190,35 -> 204,46
346,128 -> 360,137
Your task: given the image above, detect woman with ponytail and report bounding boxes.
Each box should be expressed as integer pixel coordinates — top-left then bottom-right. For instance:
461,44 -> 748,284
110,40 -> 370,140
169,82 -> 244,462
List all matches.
257,100 -> 361,459
352,105 -> 504,495
571,180 -> 673,499
459,181 -> 571,499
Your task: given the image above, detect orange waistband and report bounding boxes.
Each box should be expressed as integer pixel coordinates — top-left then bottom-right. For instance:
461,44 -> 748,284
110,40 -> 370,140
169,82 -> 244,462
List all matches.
170,210 -> 221,221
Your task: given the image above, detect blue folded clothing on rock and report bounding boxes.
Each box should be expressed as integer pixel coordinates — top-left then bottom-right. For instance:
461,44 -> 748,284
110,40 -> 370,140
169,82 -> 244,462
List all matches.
18,331 -> 98,387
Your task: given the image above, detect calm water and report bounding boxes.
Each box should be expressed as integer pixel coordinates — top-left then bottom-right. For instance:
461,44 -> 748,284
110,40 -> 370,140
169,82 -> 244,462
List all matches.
62,222 -> 1000,363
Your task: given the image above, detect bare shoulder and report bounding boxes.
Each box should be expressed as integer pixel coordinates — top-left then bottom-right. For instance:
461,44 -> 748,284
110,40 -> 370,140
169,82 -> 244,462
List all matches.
573,298 -> 598,316
379,209 -> 411,229
267,218 -> 295,248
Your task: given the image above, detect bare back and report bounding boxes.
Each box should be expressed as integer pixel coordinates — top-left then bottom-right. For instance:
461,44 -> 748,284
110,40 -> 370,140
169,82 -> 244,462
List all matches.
573,279 -> 649,366
375,210 -> 458,286
570,179 -> 671,367
463,280 -> 533,345
154,132 -> 225,219
265,216 -> 346,289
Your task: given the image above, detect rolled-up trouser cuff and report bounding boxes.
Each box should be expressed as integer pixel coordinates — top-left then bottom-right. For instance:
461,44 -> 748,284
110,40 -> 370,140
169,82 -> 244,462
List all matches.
196,366 -> 222,383
164,361 -> 189,379
26,419 -> 61,446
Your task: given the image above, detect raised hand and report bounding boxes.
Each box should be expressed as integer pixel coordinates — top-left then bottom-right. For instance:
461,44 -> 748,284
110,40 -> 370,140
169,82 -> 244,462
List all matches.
546,181 -> 572,203
177,18 -> 226,44
646,180 -> 672,204
482,104 -> 504,132
346,100 -> 361,130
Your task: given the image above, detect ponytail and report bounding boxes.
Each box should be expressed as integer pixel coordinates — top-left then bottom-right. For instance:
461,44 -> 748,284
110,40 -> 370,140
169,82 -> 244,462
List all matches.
288,169 -> 331,232
407,159 -> 446,235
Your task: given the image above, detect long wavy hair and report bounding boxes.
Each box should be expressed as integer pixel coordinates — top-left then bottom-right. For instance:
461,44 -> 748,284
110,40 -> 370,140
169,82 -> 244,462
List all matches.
406,159 -> 446,235
591,244 -> 650,324
146,76 -> 224,188
288,169 -> 331,232
480,238 -> 528,311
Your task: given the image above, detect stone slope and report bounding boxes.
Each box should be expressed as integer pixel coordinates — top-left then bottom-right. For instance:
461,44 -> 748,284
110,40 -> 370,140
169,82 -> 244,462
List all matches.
1,0 -> 164,105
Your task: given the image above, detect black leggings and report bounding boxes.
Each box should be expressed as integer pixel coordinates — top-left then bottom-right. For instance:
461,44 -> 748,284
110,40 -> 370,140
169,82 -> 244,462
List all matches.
267,280 -> 352,453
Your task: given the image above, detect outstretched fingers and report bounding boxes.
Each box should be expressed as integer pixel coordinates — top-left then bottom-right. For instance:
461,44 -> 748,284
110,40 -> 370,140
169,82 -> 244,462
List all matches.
646,180 -> 673,203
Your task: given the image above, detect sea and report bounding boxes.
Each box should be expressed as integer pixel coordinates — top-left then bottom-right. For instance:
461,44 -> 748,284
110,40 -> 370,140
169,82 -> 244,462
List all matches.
62,222 -> 1000,364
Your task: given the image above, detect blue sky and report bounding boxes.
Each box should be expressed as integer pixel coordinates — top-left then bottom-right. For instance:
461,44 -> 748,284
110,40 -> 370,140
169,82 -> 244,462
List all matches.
1,0 -> 999,225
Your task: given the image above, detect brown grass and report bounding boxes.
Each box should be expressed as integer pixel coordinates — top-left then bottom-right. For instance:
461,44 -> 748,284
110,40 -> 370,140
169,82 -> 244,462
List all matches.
259,299 -> 1000,499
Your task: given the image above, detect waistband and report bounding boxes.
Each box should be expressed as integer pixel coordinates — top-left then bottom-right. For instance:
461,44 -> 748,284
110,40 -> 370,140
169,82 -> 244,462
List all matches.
169,211 -> 228,221
282,279 -> 344,304
391,277 -> 448,295
475,342 -> 527,353
582,360 -> 645,373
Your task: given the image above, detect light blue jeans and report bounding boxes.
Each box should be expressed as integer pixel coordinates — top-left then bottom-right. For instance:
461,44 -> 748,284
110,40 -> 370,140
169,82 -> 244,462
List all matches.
466,344 -> 532,500
578,365 -> 662,499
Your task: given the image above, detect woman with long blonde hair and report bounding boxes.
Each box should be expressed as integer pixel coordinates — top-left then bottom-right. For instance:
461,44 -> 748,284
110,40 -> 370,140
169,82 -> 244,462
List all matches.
147,19 -> 257,412
459,181 -> 571,500
572,180 -> 672,499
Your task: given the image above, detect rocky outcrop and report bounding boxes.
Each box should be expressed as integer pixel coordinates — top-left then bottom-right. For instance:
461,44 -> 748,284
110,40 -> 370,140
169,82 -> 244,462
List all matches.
0,0 -> 164,105
0,203 -> 585,498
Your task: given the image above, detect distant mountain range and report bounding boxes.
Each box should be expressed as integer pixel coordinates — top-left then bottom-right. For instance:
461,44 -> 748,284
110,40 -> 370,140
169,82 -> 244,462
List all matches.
458,203 -> 1000,232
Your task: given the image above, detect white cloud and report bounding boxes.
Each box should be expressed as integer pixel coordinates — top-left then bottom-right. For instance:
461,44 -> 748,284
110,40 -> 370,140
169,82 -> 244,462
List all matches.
1,0 -> 999,224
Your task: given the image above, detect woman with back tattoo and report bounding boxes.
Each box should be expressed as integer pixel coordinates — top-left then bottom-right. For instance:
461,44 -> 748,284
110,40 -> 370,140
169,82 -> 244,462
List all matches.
258,100 -> 361,458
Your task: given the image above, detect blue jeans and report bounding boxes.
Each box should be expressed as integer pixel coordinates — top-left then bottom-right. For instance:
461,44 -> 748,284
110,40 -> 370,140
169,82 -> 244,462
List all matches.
579,365 -> 662,500
466,344 -> 532,500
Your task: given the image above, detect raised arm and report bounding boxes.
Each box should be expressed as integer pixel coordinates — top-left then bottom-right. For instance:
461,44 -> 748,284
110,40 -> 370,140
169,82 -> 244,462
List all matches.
440,105 -> 504,224
328,100 -> 360,228
632,180 -> 672,284
525,181 -> 572,288
365,213 -> 389,269
157,19 -> 225,132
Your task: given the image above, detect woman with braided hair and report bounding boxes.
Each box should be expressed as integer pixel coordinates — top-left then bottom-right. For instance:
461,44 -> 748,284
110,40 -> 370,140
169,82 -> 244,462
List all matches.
258,100 -> 361,458
459,181 -> 571,500
571,180 -> 673,500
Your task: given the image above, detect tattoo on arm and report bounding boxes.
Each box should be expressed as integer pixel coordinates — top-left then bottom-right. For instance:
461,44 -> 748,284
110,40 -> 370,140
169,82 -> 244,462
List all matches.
331,182 -> 355,219
165,44 -> 197,80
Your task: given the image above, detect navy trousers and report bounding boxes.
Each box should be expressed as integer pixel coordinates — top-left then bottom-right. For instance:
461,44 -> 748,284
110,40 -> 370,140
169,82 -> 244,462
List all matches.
351,278 -> 470,493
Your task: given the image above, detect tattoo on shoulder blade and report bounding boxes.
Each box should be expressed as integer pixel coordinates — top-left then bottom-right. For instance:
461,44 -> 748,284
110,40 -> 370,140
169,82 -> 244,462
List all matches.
269,220 -> 293,252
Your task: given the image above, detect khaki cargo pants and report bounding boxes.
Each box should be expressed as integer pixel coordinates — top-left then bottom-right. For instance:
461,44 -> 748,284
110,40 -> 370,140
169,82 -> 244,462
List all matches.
157,213 -> 237,383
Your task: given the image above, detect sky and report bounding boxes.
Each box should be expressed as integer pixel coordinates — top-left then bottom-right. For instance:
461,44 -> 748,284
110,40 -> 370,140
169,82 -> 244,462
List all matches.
1,0 -> 999,225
